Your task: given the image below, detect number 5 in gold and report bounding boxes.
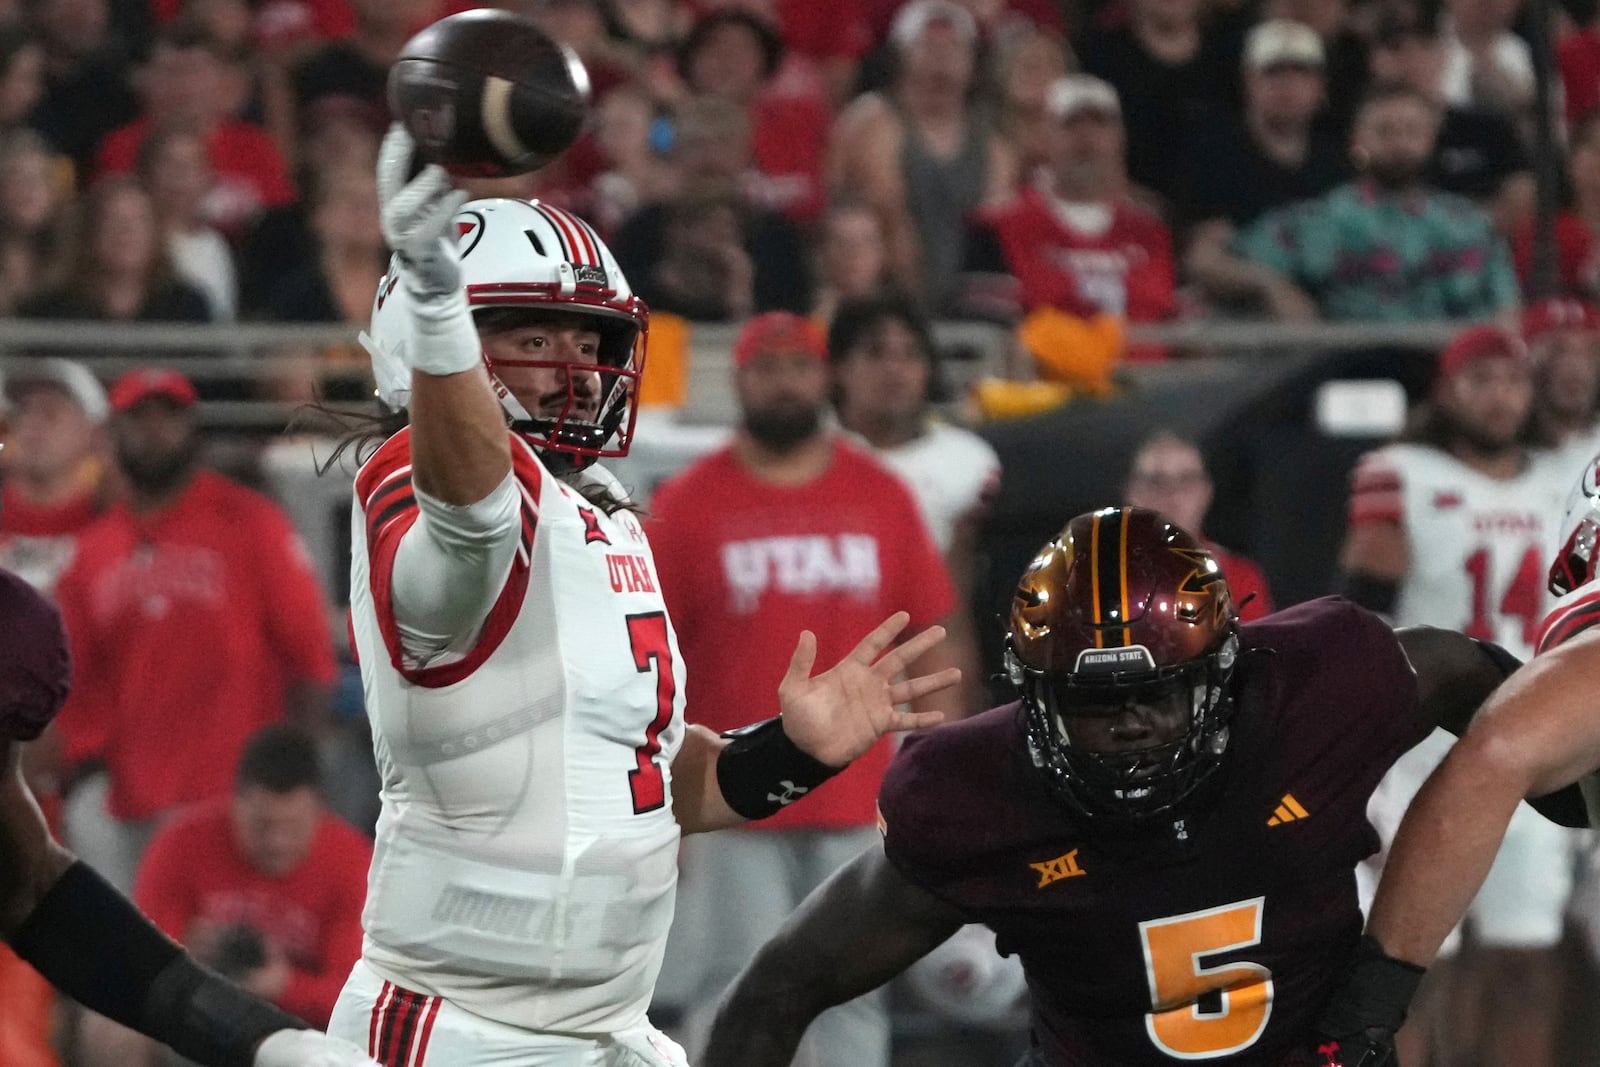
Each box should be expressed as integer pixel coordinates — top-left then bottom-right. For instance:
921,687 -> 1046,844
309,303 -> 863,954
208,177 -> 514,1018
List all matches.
1137,897 -> 1274,1059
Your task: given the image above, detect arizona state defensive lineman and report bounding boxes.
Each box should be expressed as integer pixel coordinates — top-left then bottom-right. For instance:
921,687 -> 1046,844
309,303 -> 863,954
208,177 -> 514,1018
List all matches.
701,507 -> 1582,1067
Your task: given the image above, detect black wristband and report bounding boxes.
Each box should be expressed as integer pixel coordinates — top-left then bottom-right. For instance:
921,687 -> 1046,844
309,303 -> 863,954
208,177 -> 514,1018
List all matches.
1341,572 -> 1400,614
716,716 -> 841,820
1315,934 -> 1427,1038
10,861 -> 305,1067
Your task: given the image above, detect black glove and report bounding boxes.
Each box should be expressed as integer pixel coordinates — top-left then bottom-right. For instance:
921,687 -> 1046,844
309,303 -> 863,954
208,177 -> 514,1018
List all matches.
1307,935 -> 1426,1067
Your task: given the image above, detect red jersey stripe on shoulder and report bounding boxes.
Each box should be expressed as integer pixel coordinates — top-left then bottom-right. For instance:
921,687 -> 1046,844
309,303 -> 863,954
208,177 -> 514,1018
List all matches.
354,428 -> 413,503
1537,591 -> 1600,653
509,432 -> 545,502
368,980 -> 394,1058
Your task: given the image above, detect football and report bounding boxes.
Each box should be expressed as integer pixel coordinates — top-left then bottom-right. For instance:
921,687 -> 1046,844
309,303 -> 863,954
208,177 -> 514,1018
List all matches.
388,9 -> 592,179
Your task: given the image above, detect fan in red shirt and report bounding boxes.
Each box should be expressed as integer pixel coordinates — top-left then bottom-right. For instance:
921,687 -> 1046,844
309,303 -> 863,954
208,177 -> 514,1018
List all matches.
0,359 -> 111,596
95,23 -> 294,236
51,368 -> 336,894
132,725 -> 370,1030
959,74 -> 1176,361
1123,430 -> 1276,620
647,313 -> 964,1066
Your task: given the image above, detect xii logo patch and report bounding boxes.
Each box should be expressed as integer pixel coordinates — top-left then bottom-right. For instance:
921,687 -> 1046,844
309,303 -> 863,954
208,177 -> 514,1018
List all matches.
1029,848 -> 1086,888
578,507 -> 610,546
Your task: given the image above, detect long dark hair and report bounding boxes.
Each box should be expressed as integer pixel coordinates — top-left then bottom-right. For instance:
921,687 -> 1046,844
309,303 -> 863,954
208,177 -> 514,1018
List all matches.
300,401 -> 638,515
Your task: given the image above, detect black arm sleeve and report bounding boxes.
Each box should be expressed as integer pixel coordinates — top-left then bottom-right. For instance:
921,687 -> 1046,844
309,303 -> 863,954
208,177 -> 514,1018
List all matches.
9,862 -> 307,1067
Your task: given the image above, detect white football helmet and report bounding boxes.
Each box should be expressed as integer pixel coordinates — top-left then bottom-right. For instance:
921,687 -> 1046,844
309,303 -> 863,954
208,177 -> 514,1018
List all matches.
363,197 -> 648,469
1550,451 -> 1600,596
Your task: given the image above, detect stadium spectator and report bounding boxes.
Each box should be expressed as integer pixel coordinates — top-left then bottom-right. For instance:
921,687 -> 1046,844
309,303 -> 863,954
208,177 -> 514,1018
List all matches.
585,83 -> 676,237
958,75 -> 1176,353
1075,0 -> 1245,208
135,726 -> 368,1031
19,176 -> 213,325
1230,85 -> 1518,323
649,311 -> 964,1065
810,200 -> 894,324
1183,19 -> 1350,316
137,124 -> 237,321
0,359 -> 110,595
1259,0 -> 1372,136
1341,323 -> 1574,1067
1522,296 -> 1600,469
1367,6 -> 1531,228
30,0 -> 139,173
827,0 -> 1016,307
611,96 -> 811,319
829,293 -> 995,710
96,22 -> 293,236
677,8 -> 829,223
1559,6 -> 1600,129
249,162 -> 382,324
1438,0 -> 1534,120
1512,108 -> 1600,302
289,0 -> 438,153
991,20 -> 1074,187
1123,429 -> 1275,620
51,367 -> 337,894
774,0 -> 873,107
0,129 -> 75,303
0,26 -> 46,136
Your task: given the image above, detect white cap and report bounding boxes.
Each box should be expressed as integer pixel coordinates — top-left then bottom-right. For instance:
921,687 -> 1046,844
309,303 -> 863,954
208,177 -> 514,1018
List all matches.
1244,19 -> 1324,70
890,0 -> 978,50
1045,74 -> 1121,120
4,358 -> 110,424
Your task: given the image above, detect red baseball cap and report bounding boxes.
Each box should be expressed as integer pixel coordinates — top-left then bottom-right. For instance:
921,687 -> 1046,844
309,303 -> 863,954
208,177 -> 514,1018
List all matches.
109,367 -> 198,412
732,312 -> 827,369
1521,296 -> 1600,345
1437,323 -> 1529,378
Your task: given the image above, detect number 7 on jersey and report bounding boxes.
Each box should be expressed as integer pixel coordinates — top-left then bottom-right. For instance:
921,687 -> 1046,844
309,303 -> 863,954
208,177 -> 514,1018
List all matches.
626,612 -> 676,814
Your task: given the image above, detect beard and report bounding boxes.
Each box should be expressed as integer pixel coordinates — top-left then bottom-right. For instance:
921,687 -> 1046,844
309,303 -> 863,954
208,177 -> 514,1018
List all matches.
1365,158 -> 1428,191
117,437 -> 200,496
1451,419 -> 1520,456
743,403 -> 822,453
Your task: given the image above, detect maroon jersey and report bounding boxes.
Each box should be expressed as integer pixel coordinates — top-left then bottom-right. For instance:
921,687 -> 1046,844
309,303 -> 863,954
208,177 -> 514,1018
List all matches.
0,567 -> 71,742
879,597 -> 1428,1066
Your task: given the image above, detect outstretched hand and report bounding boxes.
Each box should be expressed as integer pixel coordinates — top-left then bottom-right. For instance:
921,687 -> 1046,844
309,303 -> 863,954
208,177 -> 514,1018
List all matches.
777,611 -> 961,768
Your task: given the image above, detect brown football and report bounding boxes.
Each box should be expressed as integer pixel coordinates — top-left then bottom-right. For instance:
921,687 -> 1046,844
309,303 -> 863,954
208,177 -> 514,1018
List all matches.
388,9 -> 591,178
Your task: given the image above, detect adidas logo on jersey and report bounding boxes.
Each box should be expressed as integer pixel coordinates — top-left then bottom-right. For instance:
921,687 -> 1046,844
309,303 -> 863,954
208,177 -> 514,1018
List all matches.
1267,794 -> 1310,826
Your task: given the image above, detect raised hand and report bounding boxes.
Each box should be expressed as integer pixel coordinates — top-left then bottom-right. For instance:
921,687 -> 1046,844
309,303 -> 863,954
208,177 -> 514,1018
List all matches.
776,611 -> 961,768
376,123 -> 467,299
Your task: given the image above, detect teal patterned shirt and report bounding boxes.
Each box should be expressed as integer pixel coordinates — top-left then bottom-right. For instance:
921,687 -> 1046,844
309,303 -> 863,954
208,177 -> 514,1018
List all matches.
1234,179 -> 1519,321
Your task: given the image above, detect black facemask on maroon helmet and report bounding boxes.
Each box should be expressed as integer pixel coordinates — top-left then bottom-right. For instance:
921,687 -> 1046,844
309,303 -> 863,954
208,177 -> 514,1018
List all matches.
1004,507 -> 1241,821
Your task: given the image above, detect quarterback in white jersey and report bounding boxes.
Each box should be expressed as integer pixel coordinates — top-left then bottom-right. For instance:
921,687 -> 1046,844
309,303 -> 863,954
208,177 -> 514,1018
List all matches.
1342,323 -> 1581,1066
327,128 -> 961,1067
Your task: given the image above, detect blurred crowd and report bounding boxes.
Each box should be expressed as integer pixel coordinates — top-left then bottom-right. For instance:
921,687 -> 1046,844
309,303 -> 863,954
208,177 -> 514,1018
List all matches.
7,0 -> 1600,1064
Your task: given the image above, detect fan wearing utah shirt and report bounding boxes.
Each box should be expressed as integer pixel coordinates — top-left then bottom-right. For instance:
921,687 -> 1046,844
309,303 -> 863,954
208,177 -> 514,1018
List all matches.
1339,322 -> 1578,1067
646,310 -> 967,1067
329,128 -> 960,1067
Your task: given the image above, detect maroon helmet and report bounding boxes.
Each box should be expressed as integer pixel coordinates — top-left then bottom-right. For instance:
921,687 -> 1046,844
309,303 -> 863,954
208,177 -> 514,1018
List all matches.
1005,507 -> 1240,820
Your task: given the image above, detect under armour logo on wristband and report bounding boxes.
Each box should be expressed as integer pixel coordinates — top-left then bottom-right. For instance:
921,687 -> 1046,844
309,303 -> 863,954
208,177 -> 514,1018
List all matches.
768,781 -> 810,806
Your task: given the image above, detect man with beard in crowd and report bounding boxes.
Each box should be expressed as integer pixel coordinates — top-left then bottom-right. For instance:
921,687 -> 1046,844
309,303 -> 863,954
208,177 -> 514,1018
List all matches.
646,311 -> 966,1067
1229,84 -> 1517,323
49,368 -> 336,900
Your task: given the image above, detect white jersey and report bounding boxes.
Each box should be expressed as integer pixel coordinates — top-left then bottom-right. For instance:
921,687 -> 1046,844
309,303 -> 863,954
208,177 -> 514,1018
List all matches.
1352,442 -> 1578,948
1351,442 -> 1567,659
347,428 -> 685,1034
863,420 -> 1000,554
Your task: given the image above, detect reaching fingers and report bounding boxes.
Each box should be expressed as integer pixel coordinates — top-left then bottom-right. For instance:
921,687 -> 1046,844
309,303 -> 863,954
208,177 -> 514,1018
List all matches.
885,709 -> 946,734
376,123 -> 417,204
414,188 -> 470,247
873,623 -> 947,677
847,611 -> 912,666
782,629 -> 818,686
887,667 -> 962,707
